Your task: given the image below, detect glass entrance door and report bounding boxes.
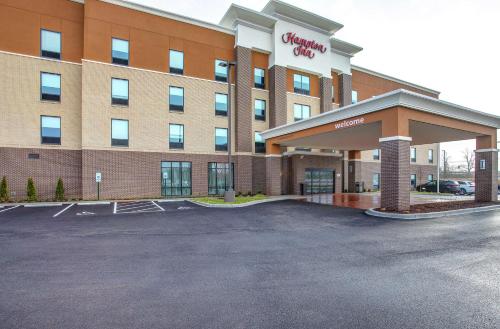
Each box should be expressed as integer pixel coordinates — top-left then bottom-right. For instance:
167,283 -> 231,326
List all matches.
161,161 -> 192,197
304,169 -> 335,194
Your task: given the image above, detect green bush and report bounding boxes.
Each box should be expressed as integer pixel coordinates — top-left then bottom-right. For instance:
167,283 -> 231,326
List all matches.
0,176 -> 9,202
26,178 -> 37,202
55,178 -> 65,201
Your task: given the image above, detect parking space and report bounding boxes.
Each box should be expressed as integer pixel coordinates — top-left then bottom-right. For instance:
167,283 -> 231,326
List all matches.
113,200 -> 164,214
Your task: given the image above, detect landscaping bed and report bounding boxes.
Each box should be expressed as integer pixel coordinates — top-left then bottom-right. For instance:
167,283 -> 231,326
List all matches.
193,194 -> 267,205
377,201 -> 499,213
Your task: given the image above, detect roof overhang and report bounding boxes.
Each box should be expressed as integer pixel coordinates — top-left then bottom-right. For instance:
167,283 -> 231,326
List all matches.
261,0 -> 344,35
330,38 -> 363,57
220,4 -> 277,30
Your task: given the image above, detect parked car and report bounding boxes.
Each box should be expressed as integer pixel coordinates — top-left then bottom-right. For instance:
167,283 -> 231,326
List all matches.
416,180 -> 461,194
457,181 -> 475,195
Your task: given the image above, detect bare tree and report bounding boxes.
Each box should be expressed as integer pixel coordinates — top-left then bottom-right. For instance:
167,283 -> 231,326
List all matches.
442,150 -> 451,178
462,148 -> 474,174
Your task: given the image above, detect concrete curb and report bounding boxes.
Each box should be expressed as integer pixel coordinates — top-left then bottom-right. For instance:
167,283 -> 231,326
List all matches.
188,197 -> 303,208
24,203 -> 64,208
76,201 -> 111,206
365,204 -> 500,220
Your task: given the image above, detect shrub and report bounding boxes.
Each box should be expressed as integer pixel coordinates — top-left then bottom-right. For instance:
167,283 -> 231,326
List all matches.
55,178 -> 65,201
26,178 -> 37,202
0,176 -> 9,202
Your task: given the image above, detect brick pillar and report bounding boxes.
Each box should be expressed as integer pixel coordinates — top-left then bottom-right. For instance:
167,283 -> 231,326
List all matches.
269,65 -> 287,128
474,149 -> 498,202
320,77 -> 333,113
347,150 -> 362,192
235,155 -> 253,194
339,73 -> 352,107
380,137 -> 411,211
266,155 -> 282,196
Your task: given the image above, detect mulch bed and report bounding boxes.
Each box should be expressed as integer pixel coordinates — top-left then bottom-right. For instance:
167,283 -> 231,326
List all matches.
377,201 -> 500,214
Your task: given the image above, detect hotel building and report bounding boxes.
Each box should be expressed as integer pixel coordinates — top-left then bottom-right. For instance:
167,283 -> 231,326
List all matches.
0,0 -> 442,201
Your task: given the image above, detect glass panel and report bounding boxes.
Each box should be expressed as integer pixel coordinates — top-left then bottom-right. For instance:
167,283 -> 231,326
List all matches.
215,93 -> 228,115
112,38 -> 129,65
254,68 -> 265,88
41,30 -> 61,59
352,90 -> 358,104
293,74 -> 301,91
169,124 -> 184,149
41,73 -> 61,101
112,119 -> 128,146
170,50 -> 184,74
112,79 -> 128,105
215,128 -> 228,151
169,86 -> 184,111
302,76 -> 310,93
294,104 -> 302,121
41,116 -> 61,144
254,132 -> 265,153
215,59 -> 228,82
254,99 -> 266,120
302,105 -> 310,119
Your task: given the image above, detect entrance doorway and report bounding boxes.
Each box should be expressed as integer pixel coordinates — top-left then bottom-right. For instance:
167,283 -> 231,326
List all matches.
304,169 -> 335,194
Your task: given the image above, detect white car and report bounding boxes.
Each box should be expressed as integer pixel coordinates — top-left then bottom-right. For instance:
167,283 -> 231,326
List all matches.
457,181 -> 475,195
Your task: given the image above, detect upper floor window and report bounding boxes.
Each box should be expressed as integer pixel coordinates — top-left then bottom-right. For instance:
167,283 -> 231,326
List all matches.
352,90 -> 358,104
215,93 -> 228,116
41,115 -> 61,145
40,72 -> 61,102
428,149 -> 434,163
169,124 -> 184,149
169,86 -> 184,112
169,50 -> 184,75
294,104 -> 311,122
215,59 -> 228,82
254,68 -> 265,89
111,119 -> 129,147
255,132 -> 266,153
111,78 -> 129,106
410,174 -> 417,188
112,38 -> 129,65
215,128 -> 228,151
373,149 -> 380,160
410,148 -> 417,162
41,29 -> 61,60
293,74 -> 310,95
254,99 -> 266,121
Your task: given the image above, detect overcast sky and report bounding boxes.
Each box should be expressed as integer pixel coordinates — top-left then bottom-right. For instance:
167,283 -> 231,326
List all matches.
130,0 -> 500,167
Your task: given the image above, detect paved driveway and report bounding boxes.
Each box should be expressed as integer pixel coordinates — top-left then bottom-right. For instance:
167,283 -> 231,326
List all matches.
0,201 -> 499,329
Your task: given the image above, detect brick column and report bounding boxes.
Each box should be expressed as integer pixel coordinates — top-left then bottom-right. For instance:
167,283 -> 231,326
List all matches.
319,77 -> 333,113
269,65 -> 287,128
474,149 -> 498,202
339,73 -> 352,107
266,155 -> 282,196
347,151 -> 362,192
235,155 -> 253,195
380,137 -> 411,211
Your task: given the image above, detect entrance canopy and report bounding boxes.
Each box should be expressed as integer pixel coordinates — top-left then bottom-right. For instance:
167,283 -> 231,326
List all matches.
261,89 -> 500,151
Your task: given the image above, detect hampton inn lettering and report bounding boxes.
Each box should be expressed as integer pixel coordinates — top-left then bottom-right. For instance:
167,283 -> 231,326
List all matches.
281,32 -> 327,59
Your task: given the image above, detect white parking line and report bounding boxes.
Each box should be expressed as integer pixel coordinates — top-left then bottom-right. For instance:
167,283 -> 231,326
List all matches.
0,205 -> 20,213
53,203 -> 75,218
151,201 -> 165,211
113,202 -> 117,214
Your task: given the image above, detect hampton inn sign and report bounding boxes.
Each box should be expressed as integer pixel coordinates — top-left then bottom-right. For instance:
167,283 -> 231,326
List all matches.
281,32 -> 328,59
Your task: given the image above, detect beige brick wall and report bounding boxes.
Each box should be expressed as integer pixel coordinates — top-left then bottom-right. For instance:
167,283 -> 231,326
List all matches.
81,60 -> 236,155
361,143 -> 439,166
0,51 -> 82,150
286,92 -> 321,152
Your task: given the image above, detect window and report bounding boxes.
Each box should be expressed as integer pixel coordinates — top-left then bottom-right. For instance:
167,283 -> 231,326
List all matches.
479,159 -> 486,170
254,68 -> 265,89
208,162 -> 234,195
332,85 -> 335,103
373,149 -> 380,160
161,161 -> 191,196
293,74 -> 310,95
410,174 -> 417,188
254,99 -> 266,121
352,90 -> 358,104
255,132 -> 265,153
41,116 -> 61,144
169,86 -> 184,112
111,119 -> 129,147
428,149 -> 434,163
295,148 -> 311,152
169,50 -> 184,74
215,93 -> 228,116
111,78 -> 129,106
410,148 -> 417,162
427,174 -> 433,182
215,128 -> 228,151
294,104 -> 311,122
41,29 -> 61,59
169,124 -> 184,149
215,59 -> 228,82
40,72 -> 61,101
112,38 -> 129,65
372,173 -> 380,190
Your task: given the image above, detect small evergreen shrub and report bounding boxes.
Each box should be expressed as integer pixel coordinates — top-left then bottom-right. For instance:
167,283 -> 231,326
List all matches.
26,178 -> 37,202
0,176 -> 9,202
55,178 -> 65,201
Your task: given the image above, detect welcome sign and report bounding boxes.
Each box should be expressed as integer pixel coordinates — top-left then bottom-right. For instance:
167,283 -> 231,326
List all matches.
281,32 -> 328,59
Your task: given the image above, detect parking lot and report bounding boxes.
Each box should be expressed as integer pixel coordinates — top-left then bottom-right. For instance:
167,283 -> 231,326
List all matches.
0,200 -> 499,329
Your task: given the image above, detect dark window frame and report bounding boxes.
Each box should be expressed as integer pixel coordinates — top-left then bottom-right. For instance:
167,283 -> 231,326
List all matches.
254,132 -> 266,154
215,128 -> 228,152
161,161 -> 192,197
111,78 -> 129,106
293,103 -> 311,122
169,86 -> 184,112
215,92 -> 228,116
40,29 -> 61,60
208,162 -> 234,195
40,72 -> 61,102
215,59 -> 228,82
293,73 -> 310,95
254,99 -> 266,121
111,118 -> 129,147
169,123 -> 184,150
111,37 -> 129,66
169,49 -> 184,75
254,67 -> 265,89
40,115 -> 61,145
411,148 -> 417,162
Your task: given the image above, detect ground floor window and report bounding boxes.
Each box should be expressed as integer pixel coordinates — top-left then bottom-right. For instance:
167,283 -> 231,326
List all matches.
304,169 -> 335,194
410,174 -> 417,189
161,161 -> 192,197
372,173 -> 380,190
208,162 -> 234,195
427,174 -> 433,182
